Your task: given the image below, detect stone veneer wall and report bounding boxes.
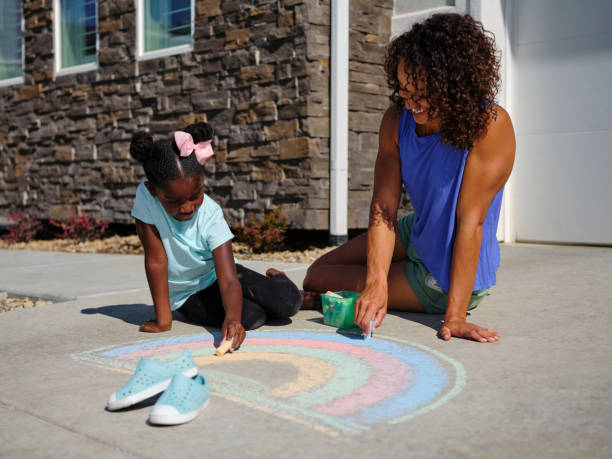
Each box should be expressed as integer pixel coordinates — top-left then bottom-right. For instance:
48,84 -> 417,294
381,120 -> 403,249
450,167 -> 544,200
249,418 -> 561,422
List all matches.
0,0 -> 393,230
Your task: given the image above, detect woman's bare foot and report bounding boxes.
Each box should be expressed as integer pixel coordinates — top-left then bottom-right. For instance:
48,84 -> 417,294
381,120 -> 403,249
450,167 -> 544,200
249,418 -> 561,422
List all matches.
266,268 -> 285,277
301,291 -> 322,310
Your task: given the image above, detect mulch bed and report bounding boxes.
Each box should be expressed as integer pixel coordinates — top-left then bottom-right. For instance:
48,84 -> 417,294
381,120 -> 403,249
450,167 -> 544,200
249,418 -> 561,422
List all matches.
0,292 -> 51,313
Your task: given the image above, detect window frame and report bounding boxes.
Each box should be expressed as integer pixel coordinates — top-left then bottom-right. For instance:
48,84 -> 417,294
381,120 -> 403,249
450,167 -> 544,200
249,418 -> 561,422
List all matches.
53,0 -> 99,76
391,0 -> 468,38
136,0 -> 195,61
0,0 -> 25,87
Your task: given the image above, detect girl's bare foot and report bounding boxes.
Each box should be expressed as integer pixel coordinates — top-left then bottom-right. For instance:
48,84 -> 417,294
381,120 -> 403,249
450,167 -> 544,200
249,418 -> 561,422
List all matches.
301,291 -> 322,310
266,268 -> 285,277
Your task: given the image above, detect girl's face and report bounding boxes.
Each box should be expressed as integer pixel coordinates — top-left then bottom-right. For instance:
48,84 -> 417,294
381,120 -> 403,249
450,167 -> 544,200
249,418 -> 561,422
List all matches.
396,59 -> 440,131
147,175 -> 205,221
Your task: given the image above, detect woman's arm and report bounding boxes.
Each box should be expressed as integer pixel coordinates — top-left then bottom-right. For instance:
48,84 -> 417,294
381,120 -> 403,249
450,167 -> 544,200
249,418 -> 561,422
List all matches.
354,106 -> 404,333
134,218 -> 173,332
212,241 -> 246,350
441,107 -> 516,342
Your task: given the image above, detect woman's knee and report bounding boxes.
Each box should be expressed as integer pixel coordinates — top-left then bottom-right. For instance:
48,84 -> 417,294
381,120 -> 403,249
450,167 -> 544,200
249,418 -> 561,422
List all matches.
306,263 -> 336,292
304,260 -> 342,292
303,264 -> 322,292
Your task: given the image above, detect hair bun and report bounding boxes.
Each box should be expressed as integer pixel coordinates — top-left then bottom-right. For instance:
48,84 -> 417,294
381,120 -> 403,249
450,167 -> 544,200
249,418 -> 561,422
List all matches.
130,132 -> 154,163
183,122 -> 213,143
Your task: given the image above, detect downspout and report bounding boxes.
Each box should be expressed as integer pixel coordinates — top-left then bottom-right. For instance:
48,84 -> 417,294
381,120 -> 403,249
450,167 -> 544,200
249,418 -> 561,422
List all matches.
502,0 -> 515,243
329,0 -> 349,245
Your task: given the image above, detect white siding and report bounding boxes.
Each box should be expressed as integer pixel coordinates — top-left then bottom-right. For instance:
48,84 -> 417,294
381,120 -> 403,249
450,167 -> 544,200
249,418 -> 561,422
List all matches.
512,0 -> 612,244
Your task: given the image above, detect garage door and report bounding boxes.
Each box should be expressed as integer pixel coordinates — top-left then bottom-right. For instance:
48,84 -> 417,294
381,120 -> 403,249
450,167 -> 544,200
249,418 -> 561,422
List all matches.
512,0 -> 612,244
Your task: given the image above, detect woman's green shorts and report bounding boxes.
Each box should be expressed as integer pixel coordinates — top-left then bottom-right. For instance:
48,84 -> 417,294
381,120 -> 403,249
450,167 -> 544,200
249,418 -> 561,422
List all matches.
397,213 -> 488,314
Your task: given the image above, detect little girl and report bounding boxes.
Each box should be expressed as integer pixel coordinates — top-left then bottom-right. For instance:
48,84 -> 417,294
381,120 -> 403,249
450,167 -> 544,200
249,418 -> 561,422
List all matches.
129,122 -> 302,350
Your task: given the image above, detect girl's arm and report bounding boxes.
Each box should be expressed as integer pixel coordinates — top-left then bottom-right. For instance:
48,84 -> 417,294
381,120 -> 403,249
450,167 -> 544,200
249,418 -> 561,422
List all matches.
353,106 -> 404,333
212,240 -> 246,350
441,107 -> 515,342
134,218 -> 173,332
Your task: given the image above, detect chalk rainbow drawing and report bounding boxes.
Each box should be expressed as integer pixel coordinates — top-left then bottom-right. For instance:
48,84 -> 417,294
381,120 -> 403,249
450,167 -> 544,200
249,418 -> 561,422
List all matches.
73,330 -> 465,436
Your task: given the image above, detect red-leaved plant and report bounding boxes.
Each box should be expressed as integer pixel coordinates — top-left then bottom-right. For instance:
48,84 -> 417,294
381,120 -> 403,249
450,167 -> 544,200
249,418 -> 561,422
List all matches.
1,212 -> 43,243
50,211 -> 109,242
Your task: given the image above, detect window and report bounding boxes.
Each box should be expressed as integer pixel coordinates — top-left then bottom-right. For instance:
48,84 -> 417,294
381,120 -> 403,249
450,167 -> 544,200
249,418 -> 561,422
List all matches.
394,0 -> 455,15
54,0 -> 98,75
391,0 -> 459,38
138,0 -> 193,60
0,0 -> 24,85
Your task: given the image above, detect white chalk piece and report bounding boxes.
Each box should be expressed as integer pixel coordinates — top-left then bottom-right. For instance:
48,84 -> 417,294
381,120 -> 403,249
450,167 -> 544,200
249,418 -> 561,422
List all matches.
324,291 -> 343,298
215,339 -> 233,357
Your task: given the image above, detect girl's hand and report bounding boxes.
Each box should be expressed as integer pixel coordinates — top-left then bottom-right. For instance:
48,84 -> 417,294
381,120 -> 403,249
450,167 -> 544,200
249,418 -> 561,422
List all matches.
222,318 -> 246,351
139,319 -> 172,333
440,318 -> 500,343
354,283 -> 388,335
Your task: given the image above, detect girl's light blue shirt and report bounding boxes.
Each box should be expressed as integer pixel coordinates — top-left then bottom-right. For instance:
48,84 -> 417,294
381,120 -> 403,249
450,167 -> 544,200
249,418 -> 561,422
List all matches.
131,182 -> 234,310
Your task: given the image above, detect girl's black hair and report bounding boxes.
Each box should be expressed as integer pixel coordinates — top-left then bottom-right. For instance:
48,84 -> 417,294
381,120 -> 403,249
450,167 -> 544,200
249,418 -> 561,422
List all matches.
129,122 -> 214,187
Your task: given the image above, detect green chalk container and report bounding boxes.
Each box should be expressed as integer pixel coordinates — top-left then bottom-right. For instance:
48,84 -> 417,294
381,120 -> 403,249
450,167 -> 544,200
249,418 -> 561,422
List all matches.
321,291 -> 361,329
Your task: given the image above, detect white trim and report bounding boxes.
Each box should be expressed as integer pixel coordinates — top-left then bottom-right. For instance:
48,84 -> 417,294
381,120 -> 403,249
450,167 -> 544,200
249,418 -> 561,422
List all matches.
136,0 -> 195,61
329,0 -> 349,240
56,62 -> 98,76
475,0 -> 514,242
53,0 -> 60,73
502,0 -> 516,243
136,0 -> 144,58
53,0 -> 99,76
0,76 -> 24,87
0,0 -> 25,86
137,44 -> 193,61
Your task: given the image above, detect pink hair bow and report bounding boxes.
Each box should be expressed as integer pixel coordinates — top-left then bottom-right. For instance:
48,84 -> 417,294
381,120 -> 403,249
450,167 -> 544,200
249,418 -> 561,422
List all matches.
174,131 -> 214,165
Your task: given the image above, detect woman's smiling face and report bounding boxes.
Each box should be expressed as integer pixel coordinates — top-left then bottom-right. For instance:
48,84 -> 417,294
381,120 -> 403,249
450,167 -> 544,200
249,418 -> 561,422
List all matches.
396,59 -> 440,131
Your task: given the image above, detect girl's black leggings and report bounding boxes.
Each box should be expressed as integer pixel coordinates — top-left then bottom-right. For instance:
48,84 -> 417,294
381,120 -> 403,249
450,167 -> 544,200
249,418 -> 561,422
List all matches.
177,264 -> 302,330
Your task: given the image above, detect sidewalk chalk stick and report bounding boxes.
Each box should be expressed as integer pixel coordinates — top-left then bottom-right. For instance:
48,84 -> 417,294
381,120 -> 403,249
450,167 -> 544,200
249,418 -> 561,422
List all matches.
363,318 -> 374,340
215,339 -> 233,357
324,291 -> 343,298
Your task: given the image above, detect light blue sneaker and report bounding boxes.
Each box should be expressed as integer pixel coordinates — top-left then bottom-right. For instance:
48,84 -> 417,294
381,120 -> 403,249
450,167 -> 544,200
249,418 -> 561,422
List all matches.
106,349 -> 197,411
148,374 -> 210,425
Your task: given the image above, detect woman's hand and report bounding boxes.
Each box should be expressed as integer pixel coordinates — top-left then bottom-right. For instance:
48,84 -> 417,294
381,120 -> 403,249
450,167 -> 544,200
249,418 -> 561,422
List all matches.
222,318 -> 246,351
354,282 -> 388,335
440,318 -> 500,343
139,319 -> 172,333
353,107 -> 404,337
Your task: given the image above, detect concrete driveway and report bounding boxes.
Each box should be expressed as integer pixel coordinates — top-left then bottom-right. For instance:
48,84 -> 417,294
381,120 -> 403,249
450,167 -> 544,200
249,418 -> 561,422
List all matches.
0,244 -> 610,458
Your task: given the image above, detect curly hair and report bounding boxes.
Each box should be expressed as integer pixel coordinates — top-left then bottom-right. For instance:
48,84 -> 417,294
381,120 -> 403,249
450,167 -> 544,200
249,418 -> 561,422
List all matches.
130,122 -> 214,187
384,13 -> 500,151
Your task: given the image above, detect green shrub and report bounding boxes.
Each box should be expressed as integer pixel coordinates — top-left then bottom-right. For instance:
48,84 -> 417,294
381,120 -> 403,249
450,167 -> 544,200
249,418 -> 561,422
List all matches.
233,207 -> 288,253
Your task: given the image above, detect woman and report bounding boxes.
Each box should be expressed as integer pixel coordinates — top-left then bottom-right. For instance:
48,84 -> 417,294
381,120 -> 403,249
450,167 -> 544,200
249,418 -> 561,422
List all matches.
303,13 -> 515,342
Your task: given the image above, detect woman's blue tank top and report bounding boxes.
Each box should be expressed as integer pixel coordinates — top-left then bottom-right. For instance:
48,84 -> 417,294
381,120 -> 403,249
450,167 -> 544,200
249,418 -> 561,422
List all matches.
398,108 -> 503,292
